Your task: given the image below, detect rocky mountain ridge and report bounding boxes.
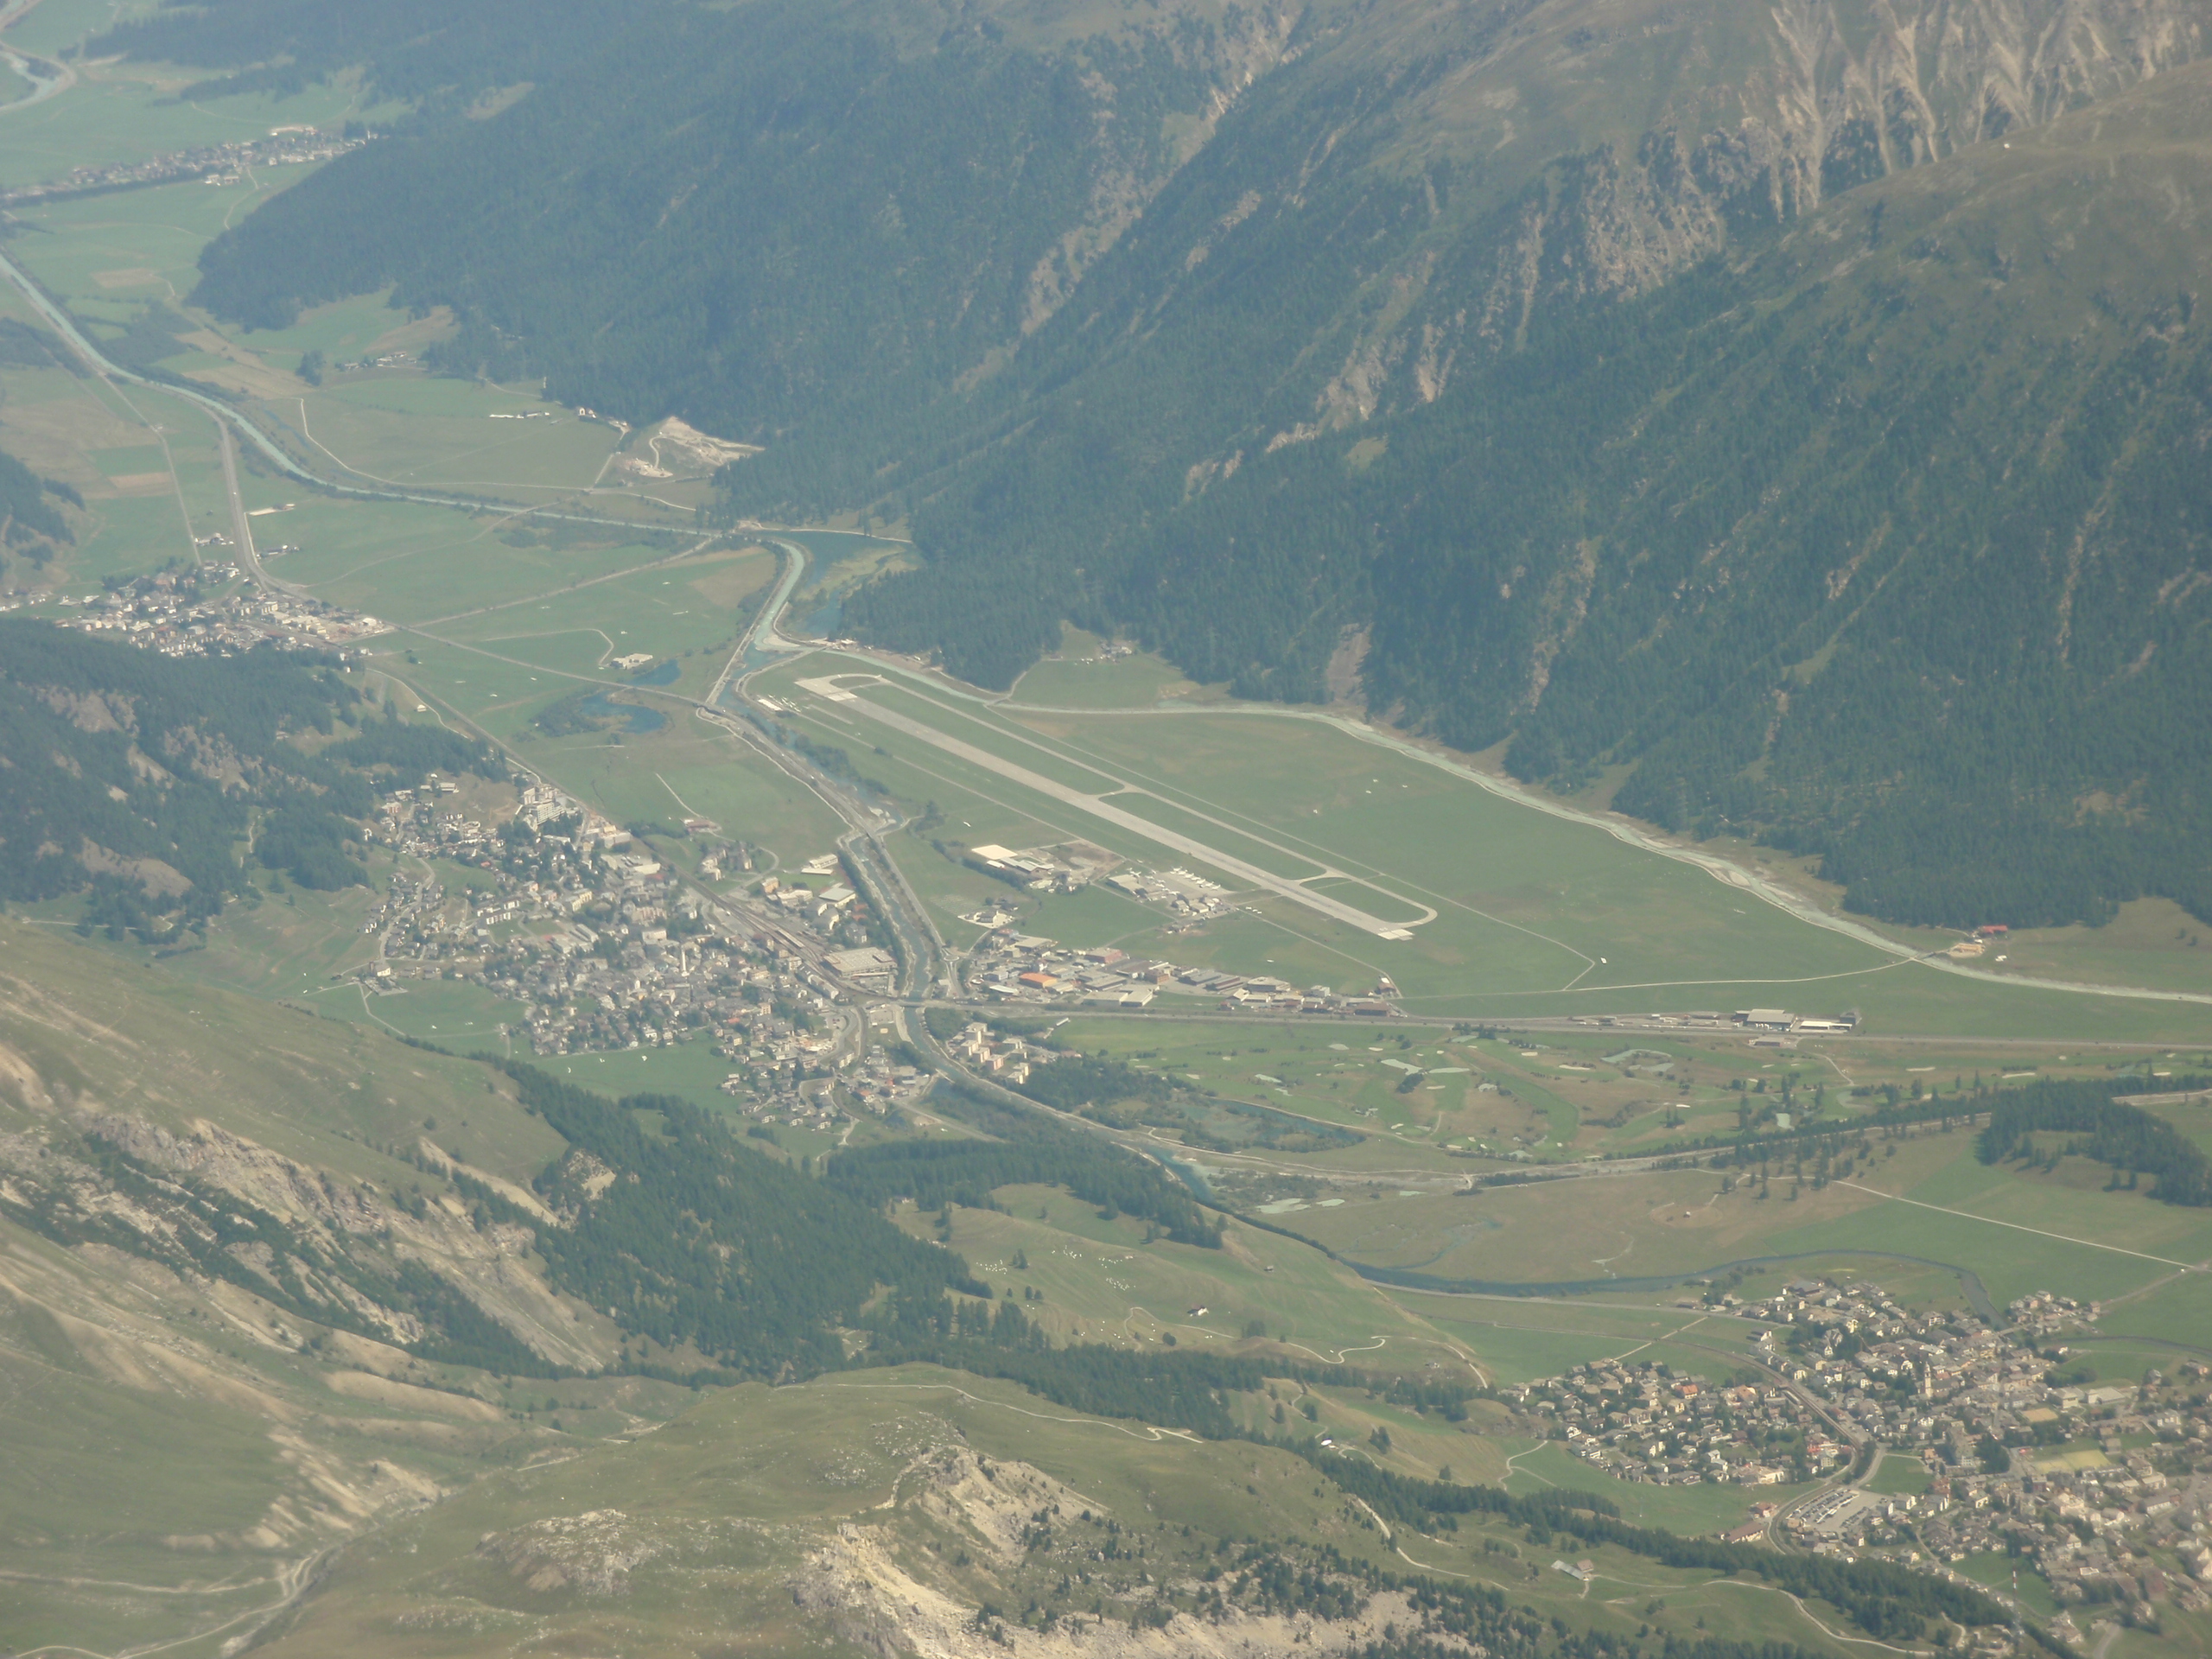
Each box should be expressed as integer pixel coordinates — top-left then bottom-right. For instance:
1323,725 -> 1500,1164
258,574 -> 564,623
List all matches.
1235,0 -> 2212,442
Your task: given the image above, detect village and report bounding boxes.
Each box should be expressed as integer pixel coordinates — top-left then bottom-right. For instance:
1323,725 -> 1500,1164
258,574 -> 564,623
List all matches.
349,774 -> 930,1132
43,564 -> 388,654
1511,1278 -> 2212,1640
0,125 -> 373,206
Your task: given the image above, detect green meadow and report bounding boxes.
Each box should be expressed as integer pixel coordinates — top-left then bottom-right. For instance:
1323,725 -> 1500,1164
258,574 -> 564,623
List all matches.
438,546 -> 771,677
1760,1140 -> 2212,1308
740,658 -> 2212,1039
288,375 -> 621,494
243,1362 -> 1882,1659
1007,633 -> 1217,708
1496,1440 -> 1816,1533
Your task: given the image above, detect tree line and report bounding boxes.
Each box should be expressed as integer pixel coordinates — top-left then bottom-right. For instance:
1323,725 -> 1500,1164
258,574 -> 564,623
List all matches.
1282,1446 -> 2007,1642
1977,1076 -> 2212,1205
0,623 -> 493,928
830,1079 -> 1223,1247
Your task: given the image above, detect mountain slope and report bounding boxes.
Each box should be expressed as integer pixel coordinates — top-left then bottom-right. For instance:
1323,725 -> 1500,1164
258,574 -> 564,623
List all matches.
0,918 -> 991,1650
0,922 -> 591,1651
143,0 -> 2212,925
181,0 -> 1299,495
838,0 -> 2209,651
984,58 -> 2212,929
0,620 -> 497,922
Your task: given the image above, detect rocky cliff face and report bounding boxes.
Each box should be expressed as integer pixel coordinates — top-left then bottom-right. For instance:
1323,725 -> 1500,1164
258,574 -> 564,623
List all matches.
0,1096 -> 606,1370
1303,0 -> 2212,421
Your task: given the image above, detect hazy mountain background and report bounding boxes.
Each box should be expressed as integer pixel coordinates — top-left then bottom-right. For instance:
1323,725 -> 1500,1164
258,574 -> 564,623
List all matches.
134,0 -> 2212,927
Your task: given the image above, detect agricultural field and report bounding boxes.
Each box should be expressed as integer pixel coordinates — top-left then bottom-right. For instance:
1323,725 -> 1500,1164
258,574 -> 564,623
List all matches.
431,543 -> 773,680
1044,1018 -> 2207,1166
916,1183 -> 1451,1368
987,1007 -> 2212,1319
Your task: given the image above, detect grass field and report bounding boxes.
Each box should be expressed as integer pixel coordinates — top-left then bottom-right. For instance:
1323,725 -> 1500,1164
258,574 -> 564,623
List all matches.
2091,1272 -> 2212,1359
166,873 -> 382,998
1037,1011 -> 2201,1173
1495,1440 -> 1815,1532
1007,625 -> 1221,708
1383,1290 -> 1757,1384
288,374 -> 623,494
1864,1453 -> 1933,1496
438,545 -> 771,678
744,655 -> 2212,1042
1760,1142 -> 2212,1309
0,918 -> 565,1180
1319,1124 -> 2212,1310
929,1184 -> 1459,1365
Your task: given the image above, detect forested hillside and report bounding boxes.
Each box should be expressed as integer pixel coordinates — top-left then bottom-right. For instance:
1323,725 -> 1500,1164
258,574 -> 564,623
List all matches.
0,445 -> 75,564
176,0 -> 1292,478
0,621 -> 495,927
130,0 -> 2212,925
913,62 -> 2212,930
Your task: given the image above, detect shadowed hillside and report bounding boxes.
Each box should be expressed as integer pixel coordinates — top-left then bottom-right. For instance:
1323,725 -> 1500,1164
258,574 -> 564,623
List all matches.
121,0 -> 2212,922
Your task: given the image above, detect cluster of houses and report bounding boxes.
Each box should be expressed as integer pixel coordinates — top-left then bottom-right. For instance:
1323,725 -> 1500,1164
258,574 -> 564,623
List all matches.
351,784 -> 936,1128
1516,1278 -> 2212,1636
1514,1357 -> 1844,1490
0,125 -> 372,206
48,568 -> 385,656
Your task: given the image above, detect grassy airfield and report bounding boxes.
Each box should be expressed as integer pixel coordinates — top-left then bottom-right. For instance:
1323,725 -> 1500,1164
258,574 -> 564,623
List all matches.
740,652 -> 2212,1041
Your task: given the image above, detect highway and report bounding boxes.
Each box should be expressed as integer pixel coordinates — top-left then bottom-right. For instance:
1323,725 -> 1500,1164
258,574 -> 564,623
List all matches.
0,0 -> 71,117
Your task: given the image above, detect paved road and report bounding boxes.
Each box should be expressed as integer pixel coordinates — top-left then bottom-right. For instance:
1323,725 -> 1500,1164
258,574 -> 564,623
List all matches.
216,421 -> 312,598
0,241 -> 702,539
0,0 -> 73,117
